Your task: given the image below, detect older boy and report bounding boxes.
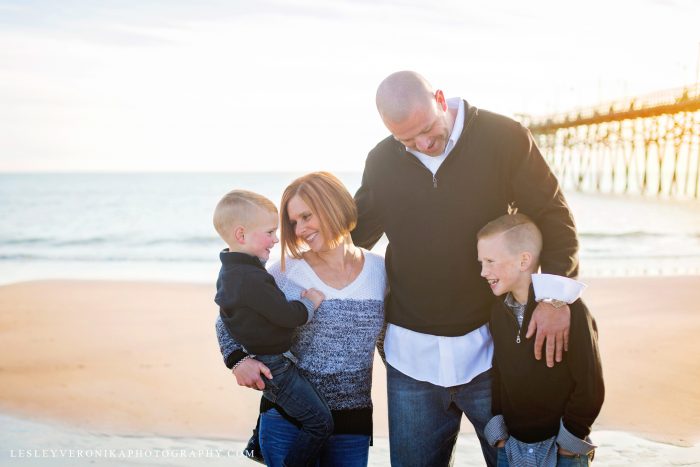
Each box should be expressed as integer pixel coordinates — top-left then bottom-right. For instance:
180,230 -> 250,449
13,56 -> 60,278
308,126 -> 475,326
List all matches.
213,189 -> 332,467
477,213 -> 604,466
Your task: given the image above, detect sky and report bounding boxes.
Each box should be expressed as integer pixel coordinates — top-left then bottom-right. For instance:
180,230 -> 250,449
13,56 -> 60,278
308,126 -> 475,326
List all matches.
1,0 -> 699,172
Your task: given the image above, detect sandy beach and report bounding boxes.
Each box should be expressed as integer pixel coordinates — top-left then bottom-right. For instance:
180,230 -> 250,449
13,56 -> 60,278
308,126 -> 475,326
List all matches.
1,277 -> 699,465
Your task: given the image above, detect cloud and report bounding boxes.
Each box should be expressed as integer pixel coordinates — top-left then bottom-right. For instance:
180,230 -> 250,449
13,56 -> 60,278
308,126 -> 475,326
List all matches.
1,0 -> 699,171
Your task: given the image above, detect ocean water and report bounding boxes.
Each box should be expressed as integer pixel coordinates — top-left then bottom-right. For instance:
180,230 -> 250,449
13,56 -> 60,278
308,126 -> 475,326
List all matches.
1,172 -> 700,285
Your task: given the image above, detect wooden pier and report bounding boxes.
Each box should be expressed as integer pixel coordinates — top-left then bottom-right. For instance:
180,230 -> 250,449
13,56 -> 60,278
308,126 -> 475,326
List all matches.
520,85 -> 700,199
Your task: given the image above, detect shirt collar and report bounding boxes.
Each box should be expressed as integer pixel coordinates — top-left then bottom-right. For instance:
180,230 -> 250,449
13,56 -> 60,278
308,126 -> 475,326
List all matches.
443,97 -> 465,157
219,249 -> 265,269
504,292 -> 526,310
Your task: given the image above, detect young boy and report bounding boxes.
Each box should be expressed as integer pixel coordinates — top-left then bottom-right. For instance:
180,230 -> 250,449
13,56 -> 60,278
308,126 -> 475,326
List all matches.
213,189 -> 333,467
477,213 -> 604,466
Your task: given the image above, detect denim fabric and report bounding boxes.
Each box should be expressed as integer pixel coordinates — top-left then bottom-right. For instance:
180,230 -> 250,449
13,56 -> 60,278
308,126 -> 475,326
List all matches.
497,447 -> 592,466
260,409 -> 370,467
557,452 -> 593,466
257,354 -> 333,467
386,364 -> 497,467
497,447 -> 508,467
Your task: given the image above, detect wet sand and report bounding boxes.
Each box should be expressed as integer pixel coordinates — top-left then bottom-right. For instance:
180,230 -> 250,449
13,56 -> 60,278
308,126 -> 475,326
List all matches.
0,277 -> 699,464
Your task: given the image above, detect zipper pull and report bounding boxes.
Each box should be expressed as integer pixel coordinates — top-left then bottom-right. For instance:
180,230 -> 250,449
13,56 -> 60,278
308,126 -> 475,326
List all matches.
432,175 -> 438,188
516,332 -> 521,344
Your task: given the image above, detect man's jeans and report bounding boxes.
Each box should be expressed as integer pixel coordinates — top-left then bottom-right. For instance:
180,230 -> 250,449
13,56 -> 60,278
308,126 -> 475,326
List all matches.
257,354 -> 333,467
387,363 -> 497,467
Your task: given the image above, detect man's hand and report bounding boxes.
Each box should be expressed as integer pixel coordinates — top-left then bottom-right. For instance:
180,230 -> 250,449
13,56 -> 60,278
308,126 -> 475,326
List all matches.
232,358 -> 272,390
525,302 -> 570,367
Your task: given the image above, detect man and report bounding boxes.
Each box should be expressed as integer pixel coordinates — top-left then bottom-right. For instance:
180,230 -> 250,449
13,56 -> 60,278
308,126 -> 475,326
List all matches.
351,71 -> 579,466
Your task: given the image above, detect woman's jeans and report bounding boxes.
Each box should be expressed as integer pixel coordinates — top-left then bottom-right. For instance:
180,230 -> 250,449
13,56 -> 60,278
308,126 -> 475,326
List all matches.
260,408 -> 371,467
257,354 -> 333,467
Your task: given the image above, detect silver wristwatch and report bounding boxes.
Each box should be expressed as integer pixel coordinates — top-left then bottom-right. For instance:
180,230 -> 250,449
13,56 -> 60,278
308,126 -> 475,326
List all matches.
538,298 -> 568,308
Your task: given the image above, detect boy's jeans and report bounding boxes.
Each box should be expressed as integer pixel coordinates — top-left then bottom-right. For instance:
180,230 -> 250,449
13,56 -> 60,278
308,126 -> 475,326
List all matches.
497,447 -> 593,466
257,353 -> 333,467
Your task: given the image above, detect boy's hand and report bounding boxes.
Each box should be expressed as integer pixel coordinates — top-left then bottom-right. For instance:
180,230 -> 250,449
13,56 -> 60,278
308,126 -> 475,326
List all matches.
526,302 -> 570,367
557,447 -> 577,456
302,288 -> 325,310
495,440 -> 506,448
232,358 -> 272,390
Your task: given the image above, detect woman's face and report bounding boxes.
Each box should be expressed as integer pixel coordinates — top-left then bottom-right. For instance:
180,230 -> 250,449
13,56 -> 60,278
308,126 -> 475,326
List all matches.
286,195 -> 326,252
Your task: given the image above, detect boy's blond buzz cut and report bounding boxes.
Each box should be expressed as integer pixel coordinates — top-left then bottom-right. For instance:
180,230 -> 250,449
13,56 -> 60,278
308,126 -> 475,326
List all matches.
213,189 -> 278,241
477,212 -> 543,259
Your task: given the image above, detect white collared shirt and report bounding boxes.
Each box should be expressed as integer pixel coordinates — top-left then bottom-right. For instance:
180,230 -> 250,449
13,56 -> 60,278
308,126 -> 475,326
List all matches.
385,97 -> 578,387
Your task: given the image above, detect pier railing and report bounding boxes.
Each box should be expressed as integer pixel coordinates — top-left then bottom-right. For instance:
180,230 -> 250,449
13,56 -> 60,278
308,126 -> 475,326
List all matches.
519,85 -> 700,199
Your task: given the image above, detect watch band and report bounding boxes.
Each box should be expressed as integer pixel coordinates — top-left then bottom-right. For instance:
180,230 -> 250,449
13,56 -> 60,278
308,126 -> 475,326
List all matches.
539,298 -> 568,308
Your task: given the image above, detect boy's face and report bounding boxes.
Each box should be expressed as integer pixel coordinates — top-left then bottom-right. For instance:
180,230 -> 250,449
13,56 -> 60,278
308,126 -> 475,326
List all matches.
241,209 -> 279,261
477,233 -> 527,298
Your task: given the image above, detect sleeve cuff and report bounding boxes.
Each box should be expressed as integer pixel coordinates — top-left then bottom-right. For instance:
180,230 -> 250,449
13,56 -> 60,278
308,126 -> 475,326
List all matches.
225,349 -> 249,370
532,273 -> 586,303
484,415 -> 509,446
556,419 -> 596,455
298,297 -> 315,324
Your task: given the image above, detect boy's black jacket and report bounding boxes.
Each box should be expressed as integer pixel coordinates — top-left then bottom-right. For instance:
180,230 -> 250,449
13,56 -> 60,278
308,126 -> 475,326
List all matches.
490,289 -> 605,442
216,251 -> 308,355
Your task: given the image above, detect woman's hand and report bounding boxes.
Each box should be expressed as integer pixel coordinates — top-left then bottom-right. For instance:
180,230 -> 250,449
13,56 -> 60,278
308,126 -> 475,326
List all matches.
233,358 -> 272,390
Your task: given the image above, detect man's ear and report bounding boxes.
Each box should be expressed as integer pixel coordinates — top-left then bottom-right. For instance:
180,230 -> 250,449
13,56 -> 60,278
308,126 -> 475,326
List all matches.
434,89 -> 447,111
233,225 -> 246,244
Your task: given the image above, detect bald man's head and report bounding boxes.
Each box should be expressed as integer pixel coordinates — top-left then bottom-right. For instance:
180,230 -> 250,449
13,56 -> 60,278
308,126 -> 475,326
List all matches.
376,71 -> 435,124
375,71 -> 455,156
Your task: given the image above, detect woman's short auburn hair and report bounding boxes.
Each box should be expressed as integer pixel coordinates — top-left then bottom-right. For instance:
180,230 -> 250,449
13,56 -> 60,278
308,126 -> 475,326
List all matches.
280,172 -> 357,268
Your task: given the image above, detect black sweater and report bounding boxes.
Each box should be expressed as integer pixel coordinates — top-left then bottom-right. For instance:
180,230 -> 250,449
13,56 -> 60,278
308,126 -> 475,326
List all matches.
352,103 -> 579,336
215,251 -> 310,355
490,291 -> 605,442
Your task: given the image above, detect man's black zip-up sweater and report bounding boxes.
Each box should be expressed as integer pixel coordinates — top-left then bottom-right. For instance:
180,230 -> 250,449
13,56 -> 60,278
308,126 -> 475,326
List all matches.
490,290 -> 605,442
215,250 -> 312,355
352,103 -> 579,336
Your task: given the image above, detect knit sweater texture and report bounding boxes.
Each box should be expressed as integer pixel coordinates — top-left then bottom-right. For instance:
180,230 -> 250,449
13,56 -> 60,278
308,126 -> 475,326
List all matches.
352,103 -> 579,336
216,251 -> 387,435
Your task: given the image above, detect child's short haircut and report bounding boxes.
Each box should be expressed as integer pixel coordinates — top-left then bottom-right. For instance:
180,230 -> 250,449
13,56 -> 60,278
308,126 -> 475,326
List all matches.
213,190 -> 277,241
477,213 -> 543,258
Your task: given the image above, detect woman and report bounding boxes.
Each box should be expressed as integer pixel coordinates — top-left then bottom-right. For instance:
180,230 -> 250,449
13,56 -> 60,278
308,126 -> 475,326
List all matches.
216,172 -> 386,466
